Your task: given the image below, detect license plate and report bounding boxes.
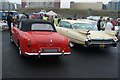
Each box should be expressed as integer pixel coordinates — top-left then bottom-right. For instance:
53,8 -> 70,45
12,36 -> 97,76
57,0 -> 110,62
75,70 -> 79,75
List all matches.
99,44 -> 105,47
43,49 -> 58,53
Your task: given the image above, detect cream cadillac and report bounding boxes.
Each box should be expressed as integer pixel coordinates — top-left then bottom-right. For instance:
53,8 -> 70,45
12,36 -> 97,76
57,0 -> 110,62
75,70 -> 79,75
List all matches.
56,19 -> 118,47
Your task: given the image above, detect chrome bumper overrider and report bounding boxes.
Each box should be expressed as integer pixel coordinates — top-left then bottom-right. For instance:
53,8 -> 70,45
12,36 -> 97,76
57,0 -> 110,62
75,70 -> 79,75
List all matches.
25,52 -> 71,56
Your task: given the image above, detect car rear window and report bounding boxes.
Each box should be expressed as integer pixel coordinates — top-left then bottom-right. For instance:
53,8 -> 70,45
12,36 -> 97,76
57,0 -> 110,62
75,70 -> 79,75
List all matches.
31,23 -> 54,31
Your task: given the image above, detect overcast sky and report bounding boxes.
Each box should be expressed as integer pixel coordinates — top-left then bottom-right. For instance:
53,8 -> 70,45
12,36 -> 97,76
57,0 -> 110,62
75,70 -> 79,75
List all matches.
6,0 -> 112,8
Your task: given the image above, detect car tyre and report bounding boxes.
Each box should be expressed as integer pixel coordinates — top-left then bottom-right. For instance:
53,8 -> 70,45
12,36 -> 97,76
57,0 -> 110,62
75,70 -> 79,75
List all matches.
18,46 -> 25,58
10,35 -> 13,43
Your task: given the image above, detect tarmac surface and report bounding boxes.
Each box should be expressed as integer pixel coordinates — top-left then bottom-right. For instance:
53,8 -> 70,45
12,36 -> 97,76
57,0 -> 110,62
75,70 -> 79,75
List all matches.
2,31 -> 119,78
0,31 -> 2,79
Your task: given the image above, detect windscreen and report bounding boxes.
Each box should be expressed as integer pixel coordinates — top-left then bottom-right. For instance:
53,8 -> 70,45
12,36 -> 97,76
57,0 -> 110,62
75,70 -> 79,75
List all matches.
72,23 -> 97,31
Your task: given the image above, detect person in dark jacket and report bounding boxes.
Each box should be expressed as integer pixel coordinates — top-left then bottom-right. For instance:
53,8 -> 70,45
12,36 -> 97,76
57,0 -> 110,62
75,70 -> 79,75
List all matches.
7,13 -> 12,31
25,13 -> 29,19
97,16 -> 103,31
7,12 -> 13,37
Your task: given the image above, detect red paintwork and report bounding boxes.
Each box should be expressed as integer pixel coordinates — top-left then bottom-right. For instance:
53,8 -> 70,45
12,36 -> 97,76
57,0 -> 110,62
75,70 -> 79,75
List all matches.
11,27 -> 70,55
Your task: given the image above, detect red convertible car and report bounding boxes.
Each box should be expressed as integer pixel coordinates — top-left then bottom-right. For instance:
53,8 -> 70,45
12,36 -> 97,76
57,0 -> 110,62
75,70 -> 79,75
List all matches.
10,19 -> 70,57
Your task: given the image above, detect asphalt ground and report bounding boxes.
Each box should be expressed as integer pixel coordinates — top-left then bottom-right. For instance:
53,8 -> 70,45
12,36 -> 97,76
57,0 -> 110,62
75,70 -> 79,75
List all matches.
2,30 -> 119,78
0,31 -> 2,79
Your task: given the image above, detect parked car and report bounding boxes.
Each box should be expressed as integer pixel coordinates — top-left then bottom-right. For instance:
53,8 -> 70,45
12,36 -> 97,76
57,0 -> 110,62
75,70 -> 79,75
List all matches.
0,20 -> 9,30
11,19 -> 70,57
0,11 -> 18,20
0,11 -> 8,20
56,19 -> 118,48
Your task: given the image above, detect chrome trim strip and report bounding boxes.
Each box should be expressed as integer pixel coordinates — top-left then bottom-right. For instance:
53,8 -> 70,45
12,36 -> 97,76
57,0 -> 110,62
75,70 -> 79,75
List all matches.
25,52 -> 71,55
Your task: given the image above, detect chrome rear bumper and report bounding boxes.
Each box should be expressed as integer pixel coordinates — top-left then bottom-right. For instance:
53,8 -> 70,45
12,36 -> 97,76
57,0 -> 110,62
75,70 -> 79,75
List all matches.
25,52 -> 71,56
85,39 -> 118,47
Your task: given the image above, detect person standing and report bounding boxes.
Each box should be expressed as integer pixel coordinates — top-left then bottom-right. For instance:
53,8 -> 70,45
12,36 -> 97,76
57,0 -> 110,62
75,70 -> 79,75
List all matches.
7,12 -> 12,36
42,14 -> 48,20
38,14 -> 43,19
105,18 -> 113,31
100,19 -> 106,31
49,16 -> 54,23
7,13 -> 12,30
25,13 -> 29,19
20,13 -> 27,20
97,16 -> 103,31
53,16 -> 59,26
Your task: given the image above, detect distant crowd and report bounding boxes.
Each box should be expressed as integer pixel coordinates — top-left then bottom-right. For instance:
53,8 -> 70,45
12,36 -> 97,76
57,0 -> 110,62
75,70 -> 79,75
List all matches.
97,16 -> 120,31
6,12 -> 61,30
5,11 -> 120,32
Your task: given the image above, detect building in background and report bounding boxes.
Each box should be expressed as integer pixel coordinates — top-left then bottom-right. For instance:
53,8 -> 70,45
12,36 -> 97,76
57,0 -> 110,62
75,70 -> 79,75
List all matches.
70,2 -> 106,11
21,0 -> 60,8
107,1 -> 120,11
21,0 -> 26,8
0,0 -> 21,10
111,0 -> 120,2
0,0 -> 2,10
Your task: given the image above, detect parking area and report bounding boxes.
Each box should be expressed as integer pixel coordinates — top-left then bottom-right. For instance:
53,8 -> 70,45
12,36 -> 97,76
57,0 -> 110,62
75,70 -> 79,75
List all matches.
2,31 -> 119,78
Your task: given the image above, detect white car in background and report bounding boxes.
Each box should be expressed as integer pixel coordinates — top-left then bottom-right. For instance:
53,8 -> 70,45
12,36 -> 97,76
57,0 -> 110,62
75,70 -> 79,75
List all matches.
0,20 -> 9,31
